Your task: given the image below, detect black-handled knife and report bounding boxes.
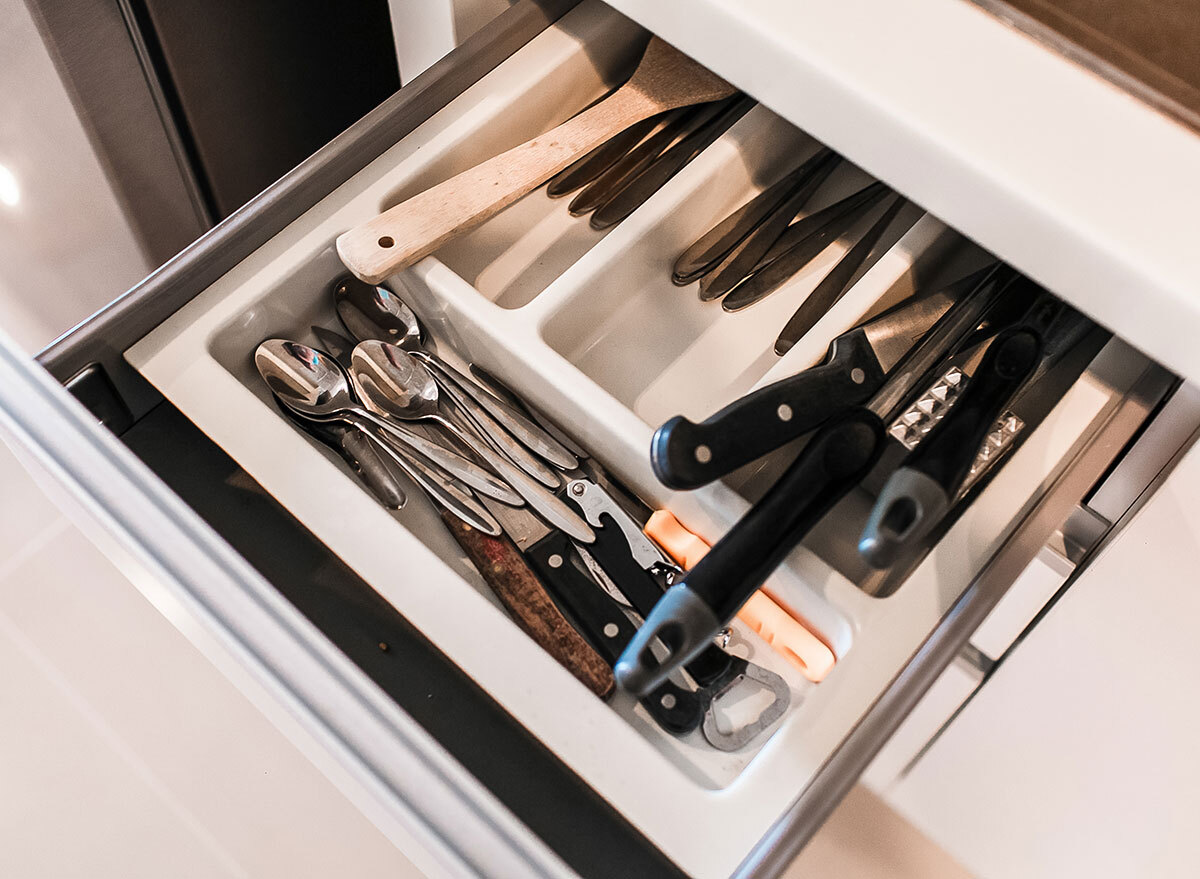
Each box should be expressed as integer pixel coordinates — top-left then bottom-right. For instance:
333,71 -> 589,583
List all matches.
618,410 -> 885,697
483,497 -> 705,735
858,297 -> 1059,568
650,264 -> 1008,490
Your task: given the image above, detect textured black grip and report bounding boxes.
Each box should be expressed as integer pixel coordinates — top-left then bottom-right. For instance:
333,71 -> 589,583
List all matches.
908,327 -> 1041,494
685,411 -> 885,619
581,517 -> 732,687
527,531 -> 702,734
650,331 -> 883,489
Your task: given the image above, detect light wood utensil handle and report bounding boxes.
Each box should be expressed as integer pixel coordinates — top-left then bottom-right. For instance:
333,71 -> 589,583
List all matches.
337,89 -> 659,284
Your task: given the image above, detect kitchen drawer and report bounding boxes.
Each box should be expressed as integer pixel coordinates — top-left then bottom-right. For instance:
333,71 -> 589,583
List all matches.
16,1 -> 1197,877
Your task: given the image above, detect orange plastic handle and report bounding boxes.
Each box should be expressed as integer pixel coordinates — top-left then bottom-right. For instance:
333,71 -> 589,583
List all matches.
644,510 -> 836,683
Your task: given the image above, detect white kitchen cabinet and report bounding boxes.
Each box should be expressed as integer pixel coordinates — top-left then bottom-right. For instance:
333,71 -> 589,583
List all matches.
882,434 -> 1200,878
2,1 -> 1198,876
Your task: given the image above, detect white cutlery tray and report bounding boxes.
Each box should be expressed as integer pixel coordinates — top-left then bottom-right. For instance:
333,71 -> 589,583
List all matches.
125,3 -> 1154,875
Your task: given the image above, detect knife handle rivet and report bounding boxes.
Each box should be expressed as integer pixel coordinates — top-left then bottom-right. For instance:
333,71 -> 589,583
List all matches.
851,367 -> 866,384
776,404 -> 793,422
548,554 -> 564,568
660,693 -> 677,709
603,623 -> 620,638
695,444 -> 713,464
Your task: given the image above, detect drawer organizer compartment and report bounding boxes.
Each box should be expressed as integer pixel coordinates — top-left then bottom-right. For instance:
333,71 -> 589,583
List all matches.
124,3 -> 1160,875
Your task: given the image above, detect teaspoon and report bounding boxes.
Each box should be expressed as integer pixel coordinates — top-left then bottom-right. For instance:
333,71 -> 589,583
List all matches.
254,339 -> 519,508
350,341 -> 595,544
333,277 -> 578,472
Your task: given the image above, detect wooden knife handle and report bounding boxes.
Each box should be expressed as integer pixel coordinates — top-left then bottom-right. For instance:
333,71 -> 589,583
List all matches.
442,512 -> 614,699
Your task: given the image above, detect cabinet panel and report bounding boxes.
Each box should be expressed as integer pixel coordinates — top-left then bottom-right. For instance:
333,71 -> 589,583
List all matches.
885,439 -> 1200,878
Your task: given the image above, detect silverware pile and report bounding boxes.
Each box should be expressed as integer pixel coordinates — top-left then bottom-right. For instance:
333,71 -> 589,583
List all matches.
545,93 -> 753,228
673,147 -> 923,355
253,275 -> 794,749
256,276 -> 593,542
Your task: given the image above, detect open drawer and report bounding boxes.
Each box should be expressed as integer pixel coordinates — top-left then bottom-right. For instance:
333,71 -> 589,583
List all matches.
21,1 -> 1196,878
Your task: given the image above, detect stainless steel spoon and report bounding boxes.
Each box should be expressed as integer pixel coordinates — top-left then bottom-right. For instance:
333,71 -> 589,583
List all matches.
334,280 -> 561,488
254,339 -> 520,508
350,341 -> 595,544
333,277 -> 578,472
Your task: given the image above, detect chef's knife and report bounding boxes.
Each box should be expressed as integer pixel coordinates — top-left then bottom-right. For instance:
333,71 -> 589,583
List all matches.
651,263 -> 1013,490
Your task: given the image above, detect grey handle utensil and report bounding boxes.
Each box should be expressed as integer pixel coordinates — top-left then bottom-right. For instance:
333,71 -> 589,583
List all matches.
590,95 -> 751,230
697,147 -> 839,301
774,195 -> 915,355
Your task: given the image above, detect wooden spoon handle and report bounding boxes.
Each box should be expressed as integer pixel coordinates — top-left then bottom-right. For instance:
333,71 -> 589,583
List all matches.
337,88 -> 658,284
442,512 -> 615,699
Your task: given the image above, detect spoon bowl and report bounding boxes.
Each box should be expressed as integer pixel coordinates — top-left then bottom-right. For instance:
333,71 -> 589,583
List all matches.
351,341 -> 595,542
333,276 -> 423,351
349,339 -> 440,419
255,339 -> 354,419
256,338 -> 522,506
334,277 -> 579,473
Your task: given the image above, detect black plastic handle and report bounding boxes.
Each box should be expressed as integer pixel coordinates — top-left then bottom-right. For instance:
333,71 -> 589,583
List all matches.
617,411 -> 885,697
580,515 -> 732,687
650,330 -> 884,489
527,531 -> 703,734
859,326 -> 1043,568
